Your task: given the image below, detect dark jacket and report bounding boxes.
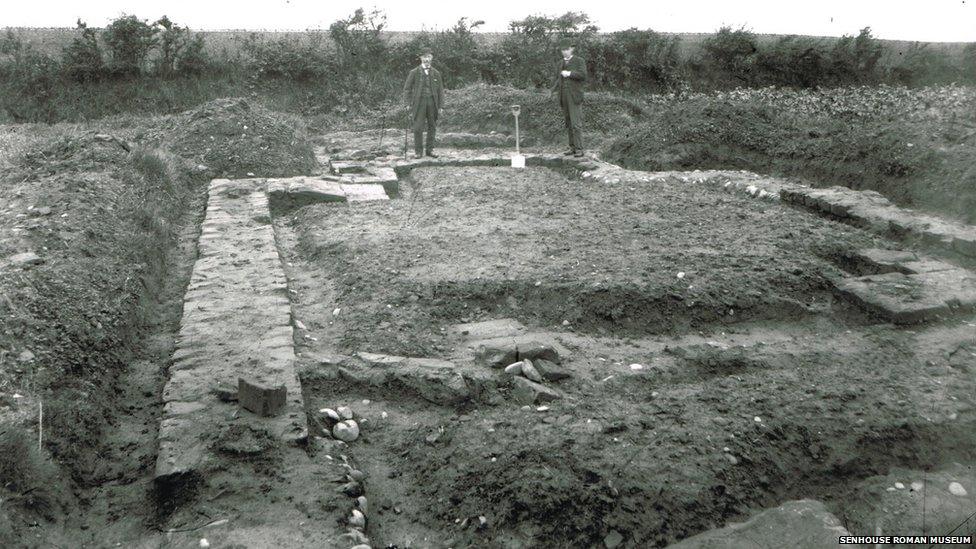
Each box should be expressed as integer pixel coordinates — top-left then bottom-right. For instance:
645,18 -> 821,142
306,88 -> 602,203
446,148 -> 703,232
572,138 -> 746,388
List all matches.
403,65 -> 444,117
552,55 -> 587,105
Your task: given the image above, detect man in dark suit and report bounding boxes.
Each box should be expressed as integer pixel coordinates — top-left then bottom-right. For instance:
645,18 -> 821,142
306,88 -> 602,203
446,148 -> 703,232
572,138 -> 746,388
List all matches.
552,40 -> 588,157
403,50 -> 444,158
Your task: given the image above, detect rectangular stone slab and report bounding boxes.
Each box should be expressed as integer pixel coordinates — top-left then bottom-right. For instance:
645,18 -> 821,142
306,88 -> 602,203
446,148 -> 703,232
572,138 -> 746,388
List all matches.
340,183 -> 389,202
832,268 -> 976,324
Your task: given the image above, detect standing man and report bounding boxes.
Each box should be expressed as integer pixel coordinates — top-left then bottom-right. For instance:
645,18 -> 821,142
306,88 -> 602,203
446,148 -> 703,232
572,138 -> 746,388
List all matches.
552,40 -> 588,157
403,50 -> 444,158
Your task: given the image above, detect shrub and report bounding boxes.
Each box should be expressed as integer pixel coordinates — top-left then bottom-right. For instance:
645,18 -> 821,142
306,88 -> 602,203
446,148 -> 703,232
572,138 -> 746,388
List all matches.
176,33 -> 209,75
102,14 -> 158,76
500,12 -> 599,88
329,8 -> 388,73
154,15 -> 209,76
0,31 -> 62,122
390,18 -> 487,87
699,26 -> 758,87
593,28 -> 682,92
62,20 -> 104,82
241,33 -> 336,81
826,28 -> 883,85
755,35 -> 829,88
891,43 -> 962,86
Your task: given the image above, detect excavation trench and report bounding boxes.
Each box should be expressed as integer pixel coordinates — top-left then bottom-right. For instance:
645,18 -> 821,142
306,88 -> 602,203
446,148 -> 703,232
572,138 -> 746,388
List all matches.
271,161 -> 975,547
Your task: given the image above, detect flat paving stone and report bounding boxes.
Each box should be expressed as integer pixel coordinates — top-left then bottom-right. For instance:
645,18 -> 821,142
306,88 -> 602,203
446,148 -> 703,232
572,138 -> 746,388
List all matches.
667,499 -> 850,548
833,268 -> 976,323
451,318 -> 527,341
340,183 -> 389,202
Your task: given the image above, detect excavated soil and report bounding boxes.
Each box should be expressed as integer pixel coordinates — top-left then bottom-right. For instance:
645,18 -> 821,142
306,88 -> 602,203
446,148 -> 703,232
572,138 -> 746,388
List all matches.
287,166 -> 886,357
274,166 -> 976,547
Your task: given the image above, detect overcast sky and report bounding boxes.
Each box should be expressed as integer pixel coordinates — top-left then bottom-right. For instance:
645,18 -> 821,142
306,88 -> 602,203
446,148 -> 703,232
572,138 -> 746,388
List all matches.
3,0 -> 974,42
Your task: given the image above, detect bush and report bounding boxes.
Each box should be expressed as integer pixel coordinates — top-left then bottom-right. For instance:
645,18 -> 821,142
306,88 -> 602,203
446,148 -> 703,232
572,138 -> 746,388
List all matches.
500,12 -> 599,88
102,14 -> 158,76
0,31 -> 62,122
827,28 -> 883,85
963,43 -> 976,82
890,43 -> 962,86
241,33 -> 336,81
390,18 -> 488,87
755,35 -> 829,88
154,15 -> 209,76
62,20 -> 104,82
329,8 -> 388,73
698,26 -> 758,87
592,28 -> 682,92
177,33 -> 209,75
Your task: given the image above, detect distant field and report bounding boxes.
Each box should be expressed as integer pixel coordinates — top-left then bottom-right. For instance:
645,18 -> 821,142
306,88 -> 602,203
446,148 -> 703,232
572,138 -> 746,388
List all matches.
4,27 -> 971,65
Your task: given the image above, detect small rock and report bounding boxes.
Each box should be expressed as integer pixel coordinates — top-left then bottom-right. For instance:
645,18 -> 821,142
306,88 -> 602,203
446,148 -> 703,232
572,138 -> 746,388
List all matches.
504,361 -> 524,375
511,376 -> 562,405
604,530 -> 624,548
199,539 -> 210,548
333,420 -> 360,442
294,319 -> 308,330
17,350 -> 35,362
350,545 -> 371,549
349,509 -> 366,528
9,252 -> 43,268
520,358 -> 543,383
948,482 -> 968,496
356,496 -> 368,513
333,308 -> 342,316
754,416 -> 762,423
320,408 -> 341,421
347,468 -> 366,482
894,482 -> 905,490
535,359 -> 571,382
725,454 -> 739,465
629,363 -> 643,370
562,320 -> 570,326
910,481 -> 924,491
337,406 -> 354,420
340,529 -> 370,545
341,481 -> 364,497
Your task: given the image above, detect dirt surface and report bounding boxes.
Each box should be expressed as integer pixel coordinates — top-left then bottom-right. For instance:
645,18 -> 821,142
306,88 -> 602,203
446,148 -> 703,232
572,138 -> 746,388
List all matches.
286,166 -> 885,356
274,165 -> 976,547
4,115 -> 976,548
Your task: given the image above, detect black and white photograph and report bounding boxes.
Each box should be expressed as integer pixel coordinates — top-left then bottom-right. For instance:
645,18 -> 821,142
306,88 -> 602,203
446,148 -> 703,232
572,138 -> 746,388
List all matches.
1,1 -> 975,547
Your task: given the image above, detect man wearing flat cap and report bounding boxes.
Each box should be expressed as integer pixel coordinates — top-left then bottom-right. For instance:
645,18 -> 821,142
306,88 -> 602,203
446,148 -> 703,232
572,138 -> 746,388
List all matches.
552,40 -> 588,157
403,50 -> 444,158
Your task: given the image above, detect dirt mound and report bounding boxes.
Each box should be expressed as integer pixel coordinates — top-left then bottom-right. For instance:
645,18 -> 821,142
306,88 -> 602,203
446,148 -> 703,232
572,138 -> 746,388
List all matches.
344,84 -> 648,144
162,98 -> 316,178
602,97 -> 976,224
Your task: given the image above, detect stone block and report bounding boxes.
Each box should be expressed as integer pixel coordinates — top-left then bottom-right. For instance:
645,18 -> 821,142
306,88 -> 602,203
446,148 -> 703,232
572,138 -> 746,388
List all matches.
511,376 -> 563,405
238,377 -> 287,417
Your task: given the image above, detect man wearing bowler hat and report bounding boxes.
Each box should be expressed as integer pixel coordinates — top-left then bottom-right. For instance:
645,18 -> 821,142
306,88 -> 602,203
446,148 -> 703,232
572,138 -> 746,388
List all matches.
552,39 -> 588,157
403,50 -> 444,158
